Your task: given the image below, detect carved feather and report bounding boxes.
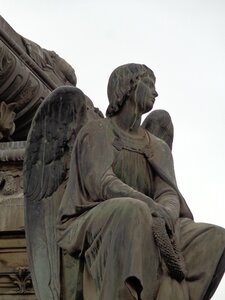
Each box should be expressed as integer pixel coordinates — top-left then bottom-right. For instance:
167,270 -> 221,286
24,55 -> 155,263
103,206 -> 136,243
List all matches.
24,86 -> 101,299
142,109 -> 174,150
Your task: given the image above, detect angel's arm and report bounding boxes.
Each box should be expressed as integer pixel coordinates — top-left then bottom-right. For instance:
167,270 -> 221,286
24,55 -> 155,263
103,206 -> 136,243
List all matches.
154,175 -> 180,222
100,168 -> 155,209
143,109 -> 180,221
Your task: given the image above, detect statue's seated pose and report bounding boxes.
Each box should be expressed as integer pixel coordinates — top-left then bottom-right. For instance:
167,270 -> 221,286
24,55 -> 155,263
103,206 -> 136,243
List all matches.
24,64 -> 225,300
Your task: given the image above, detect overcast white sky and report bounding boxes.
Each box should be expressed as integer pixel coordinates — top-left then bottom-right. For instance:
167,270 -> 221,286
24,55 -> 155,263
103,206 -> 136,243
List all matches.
1,0 -> 225,298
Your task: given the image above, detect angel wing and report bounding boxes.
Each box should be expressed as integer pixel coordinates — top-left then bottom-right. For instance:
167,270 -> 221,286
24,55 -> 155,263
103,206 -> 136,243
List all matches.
142,109 -> 174,149
24,86 -> 102,299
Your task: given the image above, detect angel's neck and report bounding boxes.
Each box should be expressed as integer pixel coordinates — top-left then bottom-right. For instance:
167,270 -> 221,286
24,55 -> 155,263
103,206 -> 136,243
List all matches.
110,109 -> 142,136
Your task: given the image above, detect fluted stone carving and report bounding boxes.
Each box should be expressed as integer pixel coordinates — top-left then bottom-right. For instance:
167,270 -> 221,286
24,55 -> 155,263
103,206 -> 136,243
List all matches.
0,15 -> 76,141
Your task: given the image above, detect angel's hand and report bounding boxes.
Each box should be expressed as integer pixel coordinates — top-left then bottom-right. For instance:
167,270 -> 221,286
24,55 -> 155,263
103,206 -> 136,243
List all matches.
152,203 -> 176,235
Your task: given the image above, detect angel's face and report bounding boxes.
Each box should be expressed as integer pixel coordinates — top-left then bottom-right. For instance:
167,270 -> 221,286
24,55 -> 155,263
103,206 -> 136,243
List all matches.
134,75 -> 158,114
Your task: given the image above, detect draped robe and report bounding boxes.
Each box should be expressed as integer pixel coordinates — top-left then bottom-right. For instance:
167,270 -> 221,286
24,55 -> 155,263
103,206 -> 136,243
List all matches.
57,118 -> 225,300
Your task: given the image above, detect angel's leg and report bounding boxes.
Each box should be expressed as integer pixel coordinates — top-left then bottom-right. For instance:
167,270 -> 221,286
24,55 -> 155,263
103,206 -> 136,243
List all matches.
180,218 -> 225,300
61,197 -> 160,300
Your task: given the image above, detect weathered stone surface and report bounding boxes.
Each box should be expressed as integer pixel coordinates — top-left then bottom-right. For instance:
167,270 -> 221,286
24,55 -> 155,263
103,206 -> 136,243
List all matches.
0,102 -> 16,140
0,141 -> 35,298
0,231 -> 36,298
0,141 -> 25,162
0,142 -> 25,231
0,15 -> 76,141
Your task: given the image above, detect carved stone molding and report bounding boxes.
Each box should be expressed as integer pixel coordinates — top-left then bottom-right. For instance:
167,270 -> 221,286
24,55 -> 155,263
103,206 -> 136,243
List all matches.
0,141 -> 25,231
0,231 -> 35,297
0,267 -> 33,295
0,141 -> 26,162
0,39 -> 50,140
0,16 -> 77,141
0,173 -> 18,195
0,101 -> 16,140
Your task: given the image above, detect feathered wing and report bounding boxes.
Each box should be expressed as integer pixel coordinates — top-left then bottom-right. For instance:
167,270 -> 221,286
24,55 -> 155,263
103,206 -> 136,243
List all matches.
24,86 -> 102,300
142,109 -> 174,149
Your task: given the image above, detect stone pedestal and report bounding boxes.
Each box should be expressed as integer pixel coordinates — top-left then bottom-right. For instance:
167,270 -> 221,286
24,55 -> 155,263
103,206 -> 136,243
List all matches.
0,142 -> 36,299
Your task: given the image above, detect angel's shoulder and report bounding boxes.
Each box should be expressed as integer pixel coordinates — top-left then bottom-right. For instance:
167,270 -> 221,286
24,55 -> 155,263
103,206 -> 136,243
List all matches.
147,131 -> 172,156
79,118 -> 110,137
148,131 -> 167,146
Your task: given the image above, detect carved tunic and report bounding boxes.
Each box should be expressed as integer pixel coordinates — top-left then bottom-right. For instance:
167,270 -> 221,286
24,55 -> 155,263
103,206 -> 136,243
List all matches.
113,148 -> 153,197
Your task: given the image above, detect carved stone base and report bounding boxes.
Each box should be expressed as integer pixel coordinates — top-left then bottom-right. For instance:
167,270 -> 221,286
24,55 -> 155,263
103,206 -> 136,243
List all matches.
0,231 -> 36,298
0,141 -> 36,298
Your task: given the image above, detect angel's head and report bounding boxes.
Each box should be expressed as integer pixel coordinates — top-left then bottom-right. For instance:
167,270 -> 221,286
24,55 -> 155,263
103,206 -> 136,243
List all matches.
106,63 -> 157,117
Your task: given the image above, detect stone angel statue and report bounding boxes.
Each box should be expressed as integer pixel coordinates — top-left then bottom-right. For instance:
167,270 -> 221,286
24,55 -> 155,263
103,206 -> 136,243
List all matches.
24,64 -> 225,300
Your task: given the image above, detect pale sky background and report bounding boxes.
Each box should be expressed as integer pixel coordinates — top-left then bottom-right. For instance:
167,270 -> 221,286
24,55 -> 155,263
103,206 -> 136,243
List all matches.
1,0 -> 225,298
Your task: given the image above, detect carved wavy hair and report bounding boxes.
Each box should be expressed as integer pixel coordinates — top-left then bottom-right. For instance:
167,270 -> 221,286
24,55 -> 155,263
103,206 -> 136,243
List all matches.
106,63 -> 155,117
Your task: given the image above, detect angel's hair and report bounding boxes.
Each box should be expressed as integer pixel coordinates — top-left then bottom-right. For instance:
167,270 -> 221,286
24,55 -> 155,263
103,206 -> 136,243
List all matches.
106,63 -> 155,117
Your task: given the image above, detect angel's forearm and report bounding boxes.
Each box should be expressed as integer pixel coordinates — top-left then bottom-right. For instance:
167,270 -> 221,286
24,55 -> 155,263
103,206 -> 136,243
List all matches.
101,171 -> 155,209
